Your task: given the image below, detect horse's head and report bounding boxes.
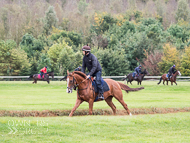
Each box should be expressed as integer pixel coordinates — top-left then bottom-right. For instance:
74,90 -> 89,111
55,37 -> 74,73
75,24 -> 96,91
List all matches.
46,71 -> 54,79
177,71 -> 181,76
66,70 -> 87,93
66,70 -> 77,93
143,69 -> 150,75
50,72 -> 54,79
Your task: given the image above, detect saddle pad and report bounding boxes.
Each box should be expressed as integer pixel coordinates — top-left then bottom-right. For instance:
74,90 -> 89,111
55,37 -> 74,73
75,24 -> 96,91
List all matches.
38,74 -> 44,79
91,78 -> 110,93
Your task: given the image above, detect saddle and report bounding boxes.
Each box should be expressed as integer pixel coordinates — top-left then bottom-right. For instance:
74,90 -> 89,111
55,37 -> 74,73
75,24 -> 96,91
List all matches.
90,77 -> 110,102
133,72 -> 139,78
166,74 -> 172,78
38,74 -> 44,79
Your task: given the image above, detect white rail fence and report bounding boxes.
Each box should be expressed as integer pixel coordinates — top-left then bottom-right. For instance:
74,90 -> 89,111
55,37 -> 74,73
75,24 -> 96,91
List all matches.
0,76 -> 190,80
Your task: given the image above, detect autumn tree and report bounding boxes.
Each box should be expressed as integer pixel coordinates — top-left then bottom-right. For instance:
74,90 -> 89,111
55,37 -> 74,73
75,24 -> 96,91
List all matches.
158,44 -> 181,74
180,46 -> 190,75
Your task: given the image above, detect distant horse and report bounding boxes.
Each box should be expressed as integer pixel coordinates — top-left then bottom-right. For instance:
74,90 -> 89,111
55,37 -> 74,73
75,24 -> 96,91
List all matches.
29,71 -> 54,84
60,75 -> 67,81
157,70 -> 181,85
123,69 -> 150,85
66,71 -> 144,117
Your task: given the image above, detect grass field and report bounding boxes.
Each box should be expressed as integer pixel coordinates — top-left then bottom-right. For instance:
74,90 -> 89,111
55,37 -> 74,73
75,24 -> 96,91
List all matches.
0,113 -> 190,142
0,81 -> 190,111
0,80 -> 190,142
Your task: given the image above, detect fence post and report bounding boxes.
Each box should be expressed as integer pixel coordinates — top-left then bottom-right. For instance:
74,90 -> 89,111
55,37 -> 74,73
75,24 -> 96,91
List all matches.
124,75 -> 126,84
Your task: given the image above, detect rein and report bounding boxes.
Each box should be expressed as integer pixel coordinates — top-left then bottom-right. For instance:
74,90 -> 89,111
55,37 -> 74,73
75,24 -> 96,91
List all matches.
68,74 -> 95,98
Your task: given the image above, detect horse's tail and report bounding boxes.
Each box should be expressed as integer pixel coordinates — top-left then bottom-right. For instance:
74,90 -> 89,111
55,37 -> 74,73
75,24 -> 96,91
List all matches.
28,75 -> 33,79
122,74 -> 129,81
157,77 -> 162,85
117,82 -> 144,93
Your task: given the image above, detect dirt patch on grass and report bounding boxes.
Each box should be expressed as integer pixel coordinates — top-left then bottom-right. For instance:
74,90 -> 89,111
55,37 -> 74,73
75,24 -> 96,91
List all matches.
0,107 -> 190,117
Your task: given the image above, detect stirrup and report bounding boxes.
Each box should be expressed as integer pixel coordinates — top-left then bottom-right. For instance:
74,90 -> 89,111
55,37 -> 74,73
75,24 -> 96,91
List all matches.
98,93 -> 104,100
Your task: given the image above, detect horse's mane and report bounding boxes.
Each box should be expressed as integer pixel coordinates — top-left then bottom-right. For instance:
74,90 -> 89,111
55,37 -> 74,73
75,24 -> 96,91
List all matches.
73,71 -> 87,79
173,70 -> 177,74
141,69 -> 146,74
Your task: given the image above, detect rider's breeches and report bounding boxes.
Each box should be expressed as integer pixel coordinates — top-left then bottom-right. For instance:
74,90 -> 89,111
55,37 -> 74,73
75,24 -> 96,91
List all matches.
133,72 -> 136,77
40,71 -> 44,77
95,71 -> 103,93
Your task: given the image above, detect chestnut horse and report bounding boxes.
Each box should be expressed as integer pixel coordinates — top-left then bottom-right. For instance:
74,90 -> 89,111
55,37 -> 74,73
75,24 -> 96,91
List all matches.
123,69 -> 149,85
157,70 -> 181,85
66,71 -> 144,117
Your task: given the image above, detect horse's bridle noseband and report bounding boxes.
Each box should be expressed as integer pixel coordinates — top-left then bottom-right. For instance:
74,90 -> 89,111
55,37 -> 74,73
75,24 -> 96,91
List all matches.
67,75 -> 88,91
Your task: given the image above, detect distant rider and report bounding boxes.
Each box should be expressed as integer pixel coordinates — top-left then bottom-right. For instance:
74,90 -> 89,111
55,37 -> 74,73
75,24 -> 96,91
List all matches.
133,65 -> 142,79
40,66 -> 47,79
81,45 -> 104,100
74,66 -> 82,71
168,65 -> 176,81
60,66 -> 81,81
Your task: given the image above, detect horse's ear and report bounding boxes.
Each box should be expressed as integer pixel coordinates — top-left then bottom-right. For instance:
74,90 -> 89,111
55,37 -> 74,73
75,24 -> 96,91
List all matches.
67,70 -> 69,75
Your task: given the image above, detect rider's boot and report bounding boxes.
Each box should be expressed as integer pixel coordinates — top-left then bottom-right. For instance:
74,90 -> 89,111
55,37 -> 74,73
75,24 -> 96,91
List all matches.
98,93 -> 104,100
168,77 -> 170,81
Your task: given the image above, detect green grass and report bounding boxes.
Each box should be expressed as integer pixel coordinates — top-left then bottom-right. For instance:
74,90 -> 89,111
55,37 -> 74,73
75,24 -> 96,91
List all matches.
0,81 -> 190,142
0,81 -> 190,111
0,112 -> 190,142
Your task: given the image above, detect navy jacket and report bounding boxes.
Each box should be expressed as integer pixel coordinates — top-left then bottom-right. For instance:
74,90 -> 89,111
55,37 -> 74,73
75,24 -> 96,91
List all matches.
168,67 -> 176,74
82,53 -> 102,76
135,67 -> 141,74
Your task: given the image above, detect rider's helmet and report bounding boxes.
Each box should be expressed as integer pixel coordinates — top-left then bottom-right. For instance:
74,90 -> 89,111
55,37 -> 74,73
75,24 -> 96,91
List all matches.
45,65 -> 47,68
139,65 -> 142,68
81,45 -> 91,52
173,65 -> 175,68
78,66 -> 81,69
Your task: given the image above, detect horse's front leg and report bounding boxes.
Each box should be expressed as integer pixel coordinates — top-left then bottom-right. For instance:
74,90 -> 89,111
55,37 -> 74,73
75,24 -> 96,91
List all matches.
89,99 -> 94,115
174,81 -> 177,85
69,98 -> 83,117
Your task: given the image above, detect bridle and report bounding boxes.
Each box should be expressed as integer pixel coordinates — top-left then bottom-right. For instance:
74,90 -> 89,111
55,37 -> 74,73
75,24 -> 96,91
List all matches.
67,74 -> 95,98
67,74 -> 89,91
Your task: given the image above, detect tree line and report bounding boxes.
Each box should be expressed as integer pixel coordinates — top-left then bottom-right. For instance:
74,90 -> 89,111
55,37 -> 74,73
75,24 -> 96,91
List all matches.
0,0 -> 190,76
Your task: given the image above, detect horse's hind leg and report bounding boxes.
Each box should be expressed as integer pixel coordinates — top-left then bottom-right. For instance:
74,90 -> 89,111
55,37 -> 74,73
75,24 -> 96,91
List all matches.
113,91 -> 131,116
47,80 -> 49,84
174,81 -> 177,85
117,98 -> 131,116
105,96 -> 116,115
